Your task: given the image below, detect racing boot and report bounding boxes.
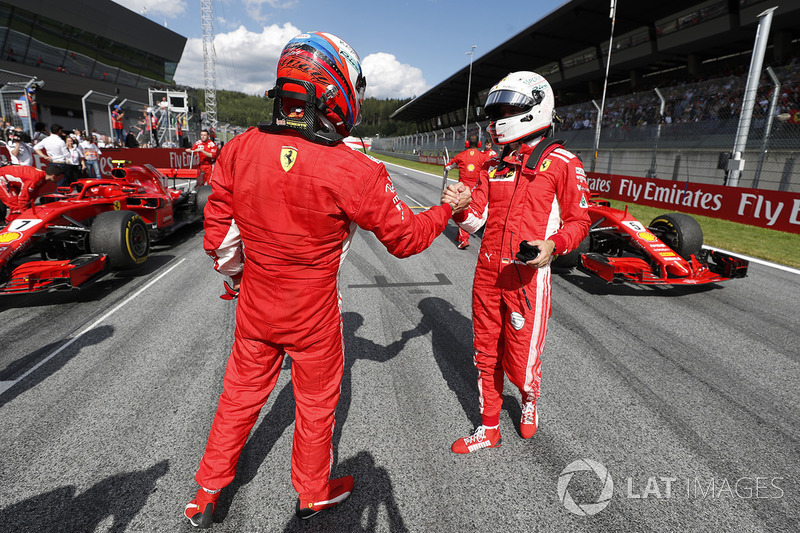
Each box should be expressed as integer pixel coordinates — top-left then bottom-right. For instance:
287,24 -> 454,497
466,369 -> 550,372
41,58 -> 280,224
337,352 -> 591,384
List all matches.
451,425 -> 501,454
520,401 -> 539,439
184,487 -> 221,529
457,240 -> 470,249
296,475 -> 354,520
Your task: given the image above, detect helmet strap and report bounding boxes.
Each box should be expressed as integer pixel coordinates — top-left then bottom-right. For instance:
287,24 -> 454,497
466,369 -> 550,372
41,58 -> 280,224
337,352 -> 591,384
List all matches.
258,77 -> 343,145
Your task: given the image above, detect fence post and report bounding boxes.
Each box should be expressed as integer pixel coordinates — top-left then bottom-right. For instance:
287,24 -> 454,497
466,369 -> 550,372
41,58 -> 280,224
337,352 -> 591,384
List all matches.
753,66 -> 780,188
727,6 -> 776,186
647,88 -> 666,179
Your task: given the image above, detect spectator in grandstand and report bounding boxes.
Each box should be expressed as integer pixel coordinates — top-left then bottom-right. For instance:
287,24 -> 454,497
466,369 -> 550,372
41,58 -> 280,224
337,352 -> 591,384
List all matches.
183,31 -> 470,529
111,105 -> 125,146
33,124 -> 69,183
125,130 -> 139,148
448,71 -> 589,455
97,135 -> 112,149
7,128 -> 33,166
81,135 -> 102,178
64,136 -> 85,184
186,129 -> 217,186
444,133 -> 485,249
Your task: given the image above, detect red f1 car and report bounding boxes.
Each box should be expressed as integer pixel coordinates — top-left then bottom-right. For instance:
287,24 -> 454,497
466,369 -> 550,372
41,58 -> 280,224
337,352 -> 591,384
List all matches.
554,197 -> 748,285
0,163 -> 210,294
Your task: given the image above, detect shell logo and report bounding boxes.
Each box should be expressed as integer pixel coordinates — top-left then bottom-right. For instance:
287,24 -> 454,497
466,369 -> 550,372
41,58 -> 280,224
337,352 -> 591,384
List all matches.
637,231 -> 656,242
467,164 -> 475,171
0,232 -> 22,243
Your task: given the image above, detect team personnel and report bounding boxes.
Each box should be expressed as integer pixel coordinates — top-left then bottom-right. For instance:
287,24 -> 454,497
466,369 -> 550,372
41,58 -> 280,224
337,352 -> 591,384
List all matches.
111,105 -> 125,146
185,31 -> 470,528
0,164 -> 64,223
444,134 -> 485,249
482,138 -> 497,161
449,72 -> 590,453
186,129 -> 218,186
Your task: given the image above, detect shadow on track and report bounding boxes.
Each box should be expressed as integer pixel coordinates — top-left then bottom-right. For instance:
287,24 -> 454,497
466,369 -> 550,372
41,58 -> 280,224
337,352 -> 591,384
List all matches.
414,297 -> 481,428
0,325 -> 114,408
0,460 -> 168,532
212,312 -> 410,530
557,268 -> 720,297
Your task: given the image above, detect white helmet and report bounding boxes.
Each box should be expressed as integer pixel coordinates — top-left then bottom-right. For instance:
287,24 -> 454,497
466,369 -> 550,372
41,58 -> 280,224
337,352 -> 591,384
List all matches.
485,71 -> 555,145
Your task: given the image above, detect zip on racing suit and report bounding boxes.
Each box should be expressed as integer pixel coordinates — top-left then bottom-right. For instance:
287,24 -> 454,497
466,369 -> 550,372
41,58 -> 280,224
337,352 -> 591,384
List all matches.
453,137 -> 590,427
445,147 -> 486,247
198,126 -> 453,497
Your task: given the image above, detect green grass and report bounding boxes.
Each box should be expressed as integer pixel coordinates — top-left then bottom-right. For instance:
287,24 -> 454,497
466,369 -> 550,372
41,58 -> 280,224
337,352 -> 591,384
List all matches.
370,152 -> 800,269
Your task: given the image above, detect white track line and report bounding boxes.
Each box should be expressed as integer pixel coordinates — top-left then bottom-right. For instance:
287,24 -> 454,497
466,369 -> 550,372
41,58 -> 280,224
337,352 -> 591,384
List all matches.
0,258 -> 187,396
702,245 -> 800,275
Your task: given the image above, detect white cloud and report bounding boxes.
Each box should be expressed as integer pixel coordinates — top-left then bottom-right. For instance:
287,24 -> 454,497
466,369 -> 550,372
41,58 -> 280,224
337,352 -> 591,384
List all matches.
174,23 -> 300,95
173,26 -> 429,101
361,53 -> 429,100
111,0 -> 187,18
243,0 -> 298,23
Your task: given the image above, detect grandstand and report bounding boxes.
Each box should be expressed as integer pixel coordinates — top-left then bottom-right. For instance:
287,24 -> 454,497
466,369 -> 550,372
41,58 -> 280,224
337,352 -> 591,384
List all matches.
0,0 -> 187,138
376,0 -> 800,192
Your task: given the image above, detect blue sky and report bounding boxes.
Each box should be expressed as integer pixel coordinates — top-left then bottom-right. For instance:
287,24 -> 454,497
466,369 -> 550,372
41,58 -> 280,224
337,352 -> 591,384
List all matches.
112,0 -> 567,98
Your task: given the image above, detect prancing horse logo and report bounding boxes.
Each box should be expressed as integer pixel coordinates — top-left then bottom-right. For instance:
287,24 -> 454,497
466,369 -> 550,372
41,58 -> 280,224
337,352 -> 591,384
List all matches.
281,146 -> 298,172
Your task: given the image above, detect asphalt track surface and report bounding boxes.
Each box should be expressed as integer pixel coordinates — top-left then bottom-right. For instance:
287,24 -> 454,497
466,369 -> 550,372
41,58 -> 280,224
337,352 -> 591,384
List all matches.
0,161 -> 797,533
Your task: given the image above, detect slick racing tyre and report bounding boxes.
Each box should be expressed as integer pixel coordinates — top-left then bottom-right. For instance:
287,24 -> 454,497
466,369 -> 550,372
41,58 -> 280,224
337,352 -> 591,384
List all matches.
195,185 -> 212,216
649,213 -> 703,260
90,210 -> 150,269
552,236 -> 590,269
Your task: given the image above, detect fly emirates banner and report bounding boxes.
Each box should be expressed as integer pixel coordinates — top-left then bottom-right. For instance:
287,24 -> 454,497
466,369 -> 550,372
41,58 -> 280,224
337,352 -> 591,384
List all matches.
586,172 -> 800,235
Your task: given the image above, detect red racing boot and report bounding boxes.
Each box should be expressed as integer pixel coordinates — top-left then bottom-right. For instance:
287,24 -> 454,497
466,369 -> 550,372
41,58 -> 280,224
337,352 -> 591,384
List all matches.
296,475 -> 354,520
451,425 -> 501,454
520,401 -> 539,439
184,487 -> 221,529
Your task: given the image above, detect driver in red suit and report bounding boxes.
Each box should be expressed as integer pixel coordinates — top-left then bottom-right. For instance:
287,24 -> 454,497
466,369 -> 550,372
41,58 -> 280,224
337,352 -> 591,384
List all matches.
185,31 -> 470,528
444,133 -> 485,249
449,72 -> 590,454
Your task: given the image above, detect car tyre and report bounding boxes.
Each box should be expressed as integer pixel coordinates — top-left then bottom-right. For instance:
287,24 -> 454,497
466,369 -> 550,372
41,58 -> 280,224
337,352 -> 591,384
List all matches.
649,213 -> 703,260
90,210 -> 149,269
195,185 -> 212,216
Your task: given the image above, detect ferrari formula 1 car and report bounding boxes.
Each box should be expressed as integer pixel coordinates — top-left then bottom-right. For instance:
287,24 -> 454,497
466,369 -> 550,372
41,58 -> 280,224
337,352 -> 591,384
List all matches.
0,163 -> 211,294
554,197 -> 748,285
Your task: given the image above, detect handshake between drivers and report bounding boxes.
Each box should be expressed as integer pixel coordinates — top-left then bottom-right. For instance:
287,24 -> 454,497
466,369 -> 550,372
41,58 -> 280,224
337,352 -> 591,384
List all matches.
441,183 -> 472,215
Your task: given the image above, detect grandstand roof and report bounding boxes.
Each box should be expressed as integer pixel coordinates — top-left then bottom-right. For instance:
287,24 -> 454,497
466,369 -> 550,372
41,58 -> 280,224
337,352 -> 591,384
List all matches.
392,0 -> 800,126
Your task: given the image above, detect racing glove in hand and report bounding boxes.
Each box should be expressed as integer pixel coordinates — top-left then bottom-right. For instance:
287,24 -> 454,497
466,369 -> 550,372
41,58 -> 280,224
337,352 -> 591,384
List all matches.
220,274 -> 242,300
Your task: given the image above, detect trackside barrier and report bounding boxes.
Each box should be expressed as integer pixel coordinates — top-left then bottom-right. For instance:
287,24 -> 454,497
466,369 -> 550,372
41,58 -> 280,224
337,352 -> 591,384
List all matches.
587,172 -> 800,235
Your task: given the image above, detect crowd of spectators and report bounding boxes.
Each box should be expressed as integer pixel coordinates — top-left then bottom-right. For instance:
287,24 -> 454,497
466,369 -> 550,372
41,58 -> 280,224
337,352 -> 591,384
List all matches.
554,58 -> 800,134
0,121 -> 108,181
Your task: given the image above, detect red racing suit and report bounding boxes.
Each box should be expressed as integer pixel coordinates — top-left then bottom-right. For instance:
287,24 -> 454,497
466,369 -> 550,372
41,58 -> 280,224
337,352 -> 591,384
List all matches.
453,137 -> 590,427
0,165 -> 47,215
445,147 -> 485,246
198,127 -> 451,497
192,139 -> 218,186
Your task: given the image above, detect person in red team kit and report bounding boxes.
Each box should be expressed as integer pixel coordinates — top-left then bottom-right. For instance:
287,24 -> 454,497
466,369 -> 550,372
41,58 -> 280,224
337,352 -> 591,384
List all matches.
444,133 -> 485,249
187,129 -> 218,186
0,164 -> 64,224
449,71 -> 590,454
184,31 -> 470,528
